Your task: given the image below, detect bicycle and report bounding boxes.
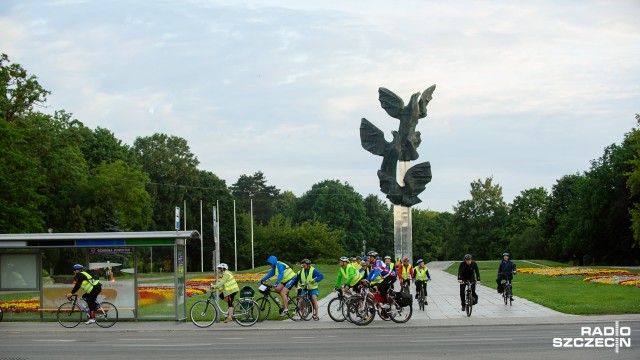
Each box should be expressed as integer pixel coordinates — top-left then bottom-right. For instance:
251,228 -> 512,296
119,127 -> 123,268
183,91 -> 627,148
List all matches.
345,283 -> 375,326
415,279 -> 429,311
254,283 -> 305,321
327,287 -> 350,322
190,286 -> 260,327
400,278 -> 411,295
0,305 -> 3,322
293,283 -> 315,321
56,294 -> 118,328
463,280 -> 475,317
502,278 -> 513,306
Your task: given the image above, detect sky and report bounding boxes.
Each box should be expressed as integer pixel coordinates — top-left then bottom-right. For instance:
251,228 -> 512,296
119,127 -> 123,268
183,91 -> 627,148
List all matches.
1,0 -> 639,212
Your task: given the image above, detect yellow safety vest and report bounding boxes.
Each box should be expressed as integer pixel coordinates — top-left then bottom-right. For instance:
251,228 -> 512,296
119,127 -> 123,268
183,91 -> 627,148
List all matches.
401,264 -> 413,280
80,271 -> 99,293
221,270 -> 239,294
415,267 -> 429,281
299,266 -> 318,290
274,261 -> 295,282
339,264 -> 363,287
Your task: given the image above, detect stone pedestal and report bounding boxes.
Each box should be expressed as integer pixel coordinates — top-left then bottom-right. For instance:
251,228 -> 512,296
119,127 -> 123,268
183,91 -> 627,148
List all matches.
393,161 -> 412,261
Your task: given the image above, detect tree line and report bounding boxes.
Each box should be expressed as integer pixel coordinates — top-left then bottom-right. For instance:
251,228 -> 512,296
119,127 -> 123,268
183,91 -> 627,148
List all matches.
1,54 -> 638,271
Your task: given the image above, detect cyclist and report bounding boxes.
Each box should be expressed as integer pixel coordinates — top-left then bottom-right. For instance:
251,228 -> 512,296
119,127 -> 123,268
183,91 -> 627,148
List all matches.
298,259 -> 324,321
384,256 -> 395,275
350,257 -> 361,271
457,254 -> 480,312
335,256 -> 365,295
496,252 -> 516,301
398,257 -> 414,289
413,259 -> 431,302
65,264 -> 102,325
212,263 -> 238,323
366,251 -> 397,306
260,255 -> 297,316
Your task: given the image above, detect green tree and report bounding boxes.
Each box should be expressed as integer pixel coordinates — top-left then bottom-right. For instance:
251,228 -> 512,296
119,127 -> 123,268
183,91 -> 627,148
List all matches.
625,114 -> 640,247
294,180 -> 368,255
133,133 -> 200,230
448,177 -> 508,259
412,209 -> 451,261
0,53 -> 50,122
363,195 -> 393,256
230,171 -> 281,225
506,187 -> 549,258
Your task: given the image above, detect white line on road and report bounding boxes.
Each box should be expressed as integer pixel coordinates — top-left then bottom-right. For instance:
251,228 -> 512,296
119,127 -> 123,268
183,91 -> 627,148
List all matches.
33,340 -> 77,342
118,339 -> 163,341
219,338 -> 244,340
291,336 -> 317,339
113,344 -> 212,347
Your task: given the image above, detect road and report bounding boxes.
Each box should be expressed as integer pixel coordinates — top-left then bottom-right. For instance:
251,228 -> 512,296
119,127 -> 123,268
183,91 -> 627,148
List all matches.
1,321 -> 638,360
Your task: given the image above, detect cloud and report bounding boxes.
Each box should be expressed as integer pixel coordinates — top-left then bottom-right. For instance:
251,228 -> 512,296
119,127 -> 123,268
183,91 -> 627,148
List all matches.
1,0 -> 639,212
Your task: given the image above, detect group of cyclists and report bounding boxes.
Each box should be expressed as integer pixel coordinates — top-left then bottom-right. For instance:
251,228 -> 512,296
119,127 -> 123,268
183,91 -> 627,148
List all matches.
64,250 -> 517,325
456,252 -> 517,311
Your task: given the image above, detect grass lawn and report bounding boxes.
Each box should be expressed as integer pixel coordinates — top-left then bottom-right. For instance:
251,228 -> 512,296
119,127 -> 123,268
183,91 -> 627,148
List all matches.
445,260 -> 640,315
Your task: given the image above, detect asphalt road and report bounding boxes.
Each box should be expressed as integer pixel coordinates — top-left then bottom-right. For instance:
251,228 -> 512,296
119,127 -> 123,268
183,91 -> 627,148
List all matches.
1,321 -> 638,360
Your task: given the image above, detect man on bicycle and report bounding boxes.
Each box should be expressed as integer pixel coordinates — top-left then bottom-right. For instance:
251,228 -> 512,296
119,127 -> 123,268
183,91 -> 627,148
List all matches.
413,259 -> 431,302
335,256 -> 365,295
496,252 -> 516,300
398,257 -> 414,290
298,259 -> 324,321
457,254 -> 480,312
366,251 -> 397,307
65,264 -> 101,325
212,263 -> 239,323
350,257 -> 361,271
260,255 -> 297,316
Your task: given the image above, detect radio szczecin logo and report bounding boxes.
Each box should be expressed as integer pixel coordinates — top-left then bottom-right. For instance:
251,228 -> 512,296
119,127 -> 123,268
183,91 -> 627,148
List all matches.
553,321 -> 631,353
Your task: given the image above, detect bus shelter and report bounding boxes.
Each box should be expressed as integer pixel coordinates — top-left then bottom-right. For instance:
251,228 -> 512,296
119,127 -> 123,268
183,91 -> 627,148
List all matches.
0,231 -> 200,321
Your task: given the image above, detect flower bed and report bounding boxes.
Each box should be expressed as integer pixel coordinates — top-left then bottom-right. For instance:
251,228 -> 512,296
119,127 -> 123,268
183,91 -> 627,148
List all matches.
138,286 -> 208,306
187,273 -> 264,286
517,267 -> 631,277
0,299 -> 40,313
517,267 -> 640,286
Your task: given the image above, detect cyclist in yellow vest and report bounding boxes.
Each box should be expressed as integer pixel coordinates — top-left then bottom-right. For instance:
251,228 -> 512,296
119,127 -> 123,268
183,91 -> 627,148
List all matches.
413,259 -> 431,303
398,257 -> 414,290
334,256 -> 365,294
66,264 -> 102,325
350,257 -> 361,271
213,263 -> 239,323
297,259 -> 324,321
260,255 -> 297,316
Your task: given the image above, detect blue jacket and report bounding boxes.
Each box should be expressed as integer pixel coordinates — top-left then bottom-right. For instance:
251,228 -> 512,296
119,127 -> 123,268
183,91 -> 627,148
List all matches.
260,256 -> 291,284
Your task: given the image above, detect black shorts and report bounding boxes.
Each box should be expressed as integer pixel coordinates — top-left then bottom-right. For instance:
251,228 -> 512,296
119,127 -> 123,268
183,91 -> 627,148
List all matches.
219,291 -> 237,307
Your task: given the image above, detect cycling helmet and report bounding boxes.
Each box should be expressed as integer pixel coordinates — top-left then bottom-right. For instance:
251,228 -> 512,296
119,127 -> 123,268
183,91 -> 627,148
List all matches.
416,259 -> 424,265
340,256 -> 349,262
356,256 -> 362,261
217,263 -> 229,270
350,257 -> 356,261
72,264 -> 83,271
403,257 -> 409,262
360,261 -> 367,267
366,251 -> 378,258
503,252 -> 510,257
384,255 -> 391,260
464,254 -> 472,260
301,258 -> 311,265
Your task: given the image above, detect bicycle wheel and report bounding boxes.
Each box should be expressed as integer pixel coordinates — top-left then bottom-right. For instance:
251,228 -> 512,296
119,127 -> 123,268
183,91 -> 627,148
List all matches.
327,298 -> 346,322
255,297 -> 271,322
390,303 -> 412,323
346,296 -> 375,326
418,289 -> 425,311
465,291 -> 473,317
507,286 -> 513,306
0,306 -> 3,322
233,298 -> 259,327
296,296 -> 313,321
57,302 -> 83,328
503,286 -> 508,305
286,297 -> 302,320
95,302 -> 118,328
377,307 -> 391,321
190,300 -> 218,328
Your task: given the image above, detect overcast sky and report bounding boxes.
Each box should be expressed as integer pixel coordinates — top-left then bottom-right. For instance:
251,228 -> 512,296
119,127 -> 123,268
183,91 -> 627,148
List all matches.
2,0 -> 639,212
